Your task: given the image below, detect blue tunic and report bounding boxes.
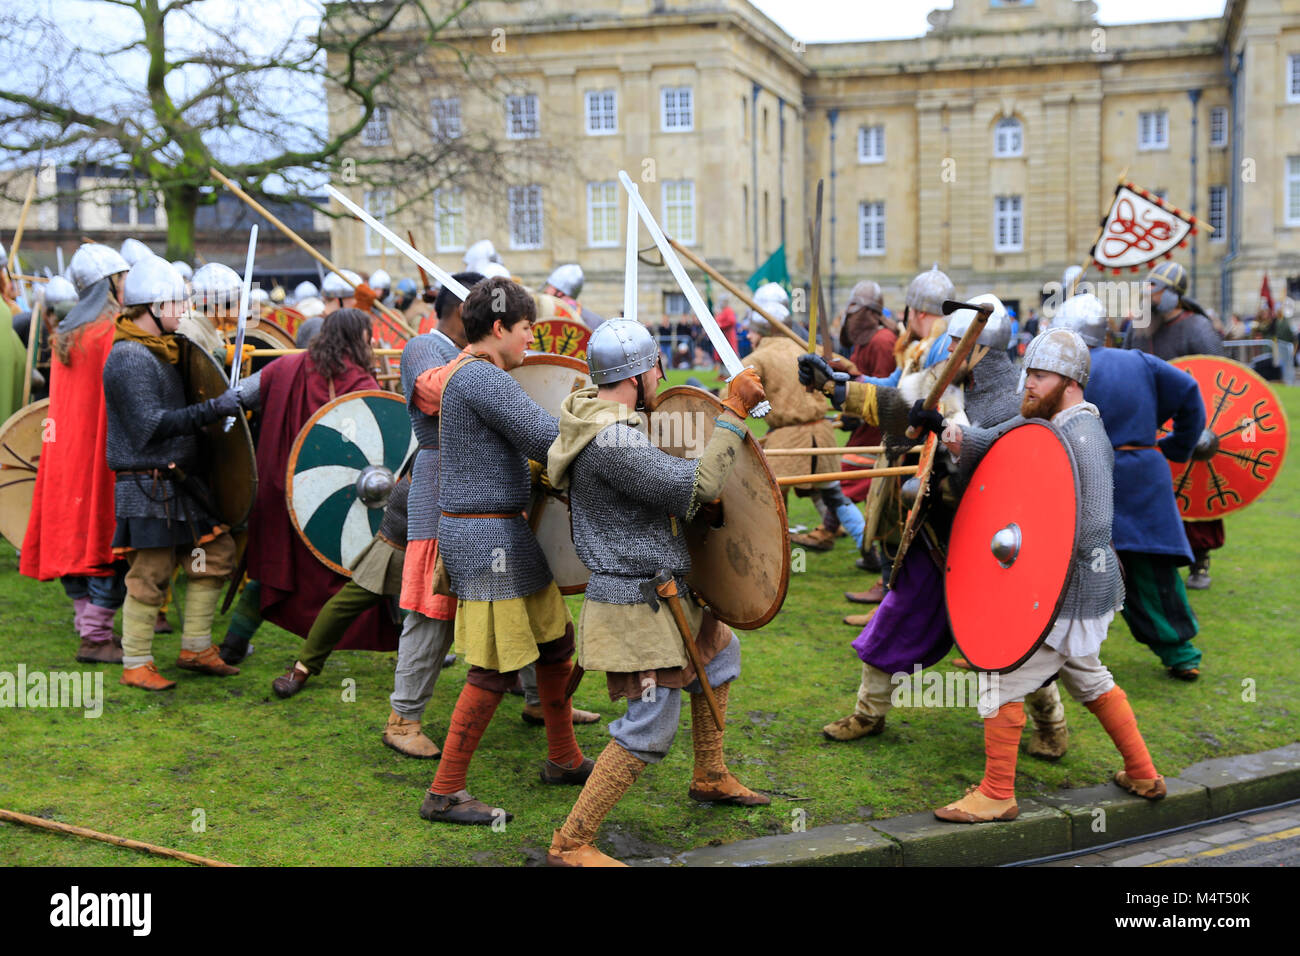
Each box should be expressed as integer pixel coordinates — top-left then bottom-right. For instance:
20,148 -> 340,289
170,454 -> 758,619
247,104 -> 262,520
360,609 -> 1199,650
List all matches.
858,332 -> 951,386
1084,347 -> 1204,563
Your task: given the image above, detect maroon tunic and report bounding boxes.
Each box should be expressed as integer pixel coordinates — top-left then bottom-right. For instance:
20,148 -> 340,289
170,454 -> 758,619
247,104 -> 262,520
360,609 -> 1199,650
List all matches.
843,326 -> 898,501
247,352 -> 398,651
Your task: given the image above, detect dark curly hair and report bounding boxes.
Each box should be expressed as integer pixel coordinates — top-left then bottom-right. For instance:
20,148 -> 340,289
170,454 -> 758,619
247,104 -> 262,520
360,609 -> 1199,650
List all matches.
308,308 -> 374,381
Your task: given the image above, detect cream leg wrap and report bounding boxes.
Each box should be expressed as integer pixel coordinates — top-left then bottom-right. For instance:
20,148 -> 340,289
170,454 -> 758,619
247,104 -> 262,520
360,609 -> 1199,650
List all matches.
855,662 -> 895,718
121,596 -> 159,667
181,579 -> 223,652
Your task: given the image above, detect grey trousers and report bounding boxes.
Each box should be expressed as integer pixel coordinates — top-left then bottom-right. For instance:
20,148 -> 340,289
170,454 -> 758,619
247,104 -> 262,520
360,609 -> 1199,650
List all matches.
608,636 -> 742,763
519,662 -> 540,707
389,611 -> 455,721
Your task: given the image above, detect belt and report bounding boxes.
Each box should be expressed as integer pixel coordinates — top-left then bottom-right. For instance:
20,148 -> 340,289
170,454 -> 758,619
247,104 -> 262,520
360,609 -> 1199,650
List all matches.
440,510 -> 524,519
418,445 -> 438,450
1115,444 -> 1158,451
118,469 -> 174,480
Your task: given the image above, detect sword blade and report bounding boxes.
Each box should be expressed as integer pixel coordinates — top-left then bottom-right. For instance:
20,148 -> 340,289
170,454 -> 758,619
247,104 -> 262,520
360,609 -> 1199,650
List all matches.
325,185 -> 470,301
617,170 -> 769,417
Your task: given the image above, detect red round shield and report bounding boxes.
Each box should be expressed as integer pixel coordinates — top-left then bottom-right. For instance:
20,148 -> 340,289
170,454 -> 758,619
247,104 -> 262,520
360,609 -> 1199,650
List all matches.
1163,355 -> 1288,521
531,319 -> 592,359
945,420 -> 1079,673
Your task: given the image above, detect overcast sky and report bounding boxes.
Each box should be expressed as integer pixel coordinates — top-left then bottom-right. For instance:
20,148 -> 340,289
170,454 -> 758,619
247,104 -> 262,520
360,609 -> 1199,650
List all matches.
751,0 -> 1227,41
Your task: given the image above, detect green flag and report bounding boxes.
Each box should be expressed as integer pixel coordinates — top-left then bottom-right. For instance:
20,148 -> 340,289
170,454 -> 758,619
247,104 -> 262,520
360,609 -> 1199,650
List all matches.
746,245 -> 789,294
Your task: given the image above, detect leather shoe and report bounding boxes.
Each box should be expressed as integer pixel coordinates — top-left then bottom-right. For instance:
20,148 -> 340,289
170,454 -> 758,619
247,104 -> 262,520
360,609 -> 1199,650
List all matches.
1114,771 -> 1167,801
845,581 -> 886,604
547,830 -> 625,867
540,756 -> 594,785
419,789 -> 510,826
177,645 -> 239,676
934,785 -> 1019,823
843,612 -> 875,627
521,703 -> 601,726
272,663 -> 310,699
856,550 -> 883,573
76,638 -> 123,665
120,661 -> 177,692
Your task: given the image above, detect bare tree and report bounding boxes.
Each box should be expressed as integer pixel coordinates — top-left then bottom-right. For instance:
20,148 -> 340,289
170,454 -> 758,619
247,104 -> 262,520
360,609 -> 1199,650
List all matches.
0,0 -> 541,259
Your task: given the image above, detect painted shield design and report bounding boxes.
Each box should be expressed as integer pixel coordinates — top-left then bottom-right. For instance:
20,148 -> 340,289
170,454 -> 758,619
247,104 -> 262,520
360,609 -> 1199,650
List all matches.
0,399 -> 49,549
180,337 -> 257,529
509,353 -> 593,594
287,390 -> 416,576
1164,355 -> 1288,521
651,386 -> 790,630
945,420 -> 1079,673
531,319 -> 592,359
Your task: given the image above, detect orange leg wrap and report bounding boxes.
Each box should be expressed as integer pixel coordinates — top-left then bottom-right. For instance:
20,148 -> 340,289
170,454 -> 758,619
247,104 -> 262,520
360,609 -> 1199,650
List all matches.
536,660 -> 584,770
978,701 -> 1026,800
429,682 -> 503,795
1084,686 -> 1158,781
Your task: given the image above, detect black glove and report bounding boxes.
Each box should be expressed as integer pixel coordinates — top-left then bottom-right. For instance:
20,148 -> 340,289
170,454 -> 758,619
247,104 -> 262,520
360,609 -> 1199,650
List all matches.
908,399 -> 945,437
797,353 -> 835,390
154,390 -> 243,440
421,288 -> 438,304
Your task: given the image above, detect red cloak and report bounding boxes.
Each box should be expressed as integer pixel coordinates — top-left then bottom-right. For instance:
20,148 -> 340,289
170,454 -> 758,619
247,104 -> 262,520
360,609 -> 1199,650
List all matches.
20,319 -> 118,580
246,351 -> 397,651
843,326 -> 899,502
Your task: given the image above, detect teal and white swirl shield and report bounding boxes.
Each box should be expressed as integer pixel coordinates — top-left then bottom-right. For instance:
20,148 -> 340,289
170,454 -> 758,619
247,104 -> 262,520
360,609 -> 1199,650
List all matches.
288,391 -> 415,575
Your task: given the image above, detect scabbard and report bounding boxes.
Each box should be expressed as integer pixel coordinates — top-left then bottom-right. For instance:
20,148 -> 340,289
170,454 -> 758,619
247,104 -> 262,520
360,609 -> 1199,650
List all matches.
658,584 -> 724,733
563,662 -> 585,701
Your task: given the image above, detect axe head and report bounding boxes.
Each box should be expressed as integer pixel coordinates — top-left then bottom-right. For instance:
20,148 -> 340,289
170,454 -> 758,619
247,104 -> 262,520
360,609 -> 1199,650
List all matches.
941,298 -> 995,317
639,570 -> 674,612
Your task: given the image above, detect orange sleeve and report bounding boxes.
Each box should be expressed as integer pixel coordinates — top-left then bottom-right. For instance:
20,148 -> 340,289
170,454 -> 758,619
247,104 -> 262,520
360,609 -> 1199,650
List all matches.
354,282 -> 379,313
413,364 -> 452,415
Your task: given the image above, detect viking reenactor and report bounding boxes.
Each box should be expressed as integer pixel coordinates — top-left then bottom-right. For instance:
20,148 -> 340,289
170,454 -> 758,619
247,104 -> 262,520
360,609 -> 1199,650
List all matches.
463,239 -> 502,274
21,243 -> 132,664
412,277 -> 590,826
836,281 -> 899,514
367,269 -> 392,305
119,237 -> 152,267
743,303 -> 864,554
102,256 -> 247,689
218,309 -> 399,664
543,264 -> 603,330
271,475 -> 411,699
545,321 -> 770,867
1133,260 -> 1225,590
386,273 -> 480,757
182,262 -> 244,356
799,296 -> 1068,759
925,329 -> 1165,822
1055,294 -> 1207,680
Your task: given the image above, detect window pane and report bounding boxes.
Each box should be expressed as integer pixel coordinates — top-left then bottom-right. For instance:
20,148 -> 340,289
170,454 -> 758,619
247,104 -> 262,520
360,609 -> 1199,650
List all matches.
137,193 -> 157,226
110,191 -> 131,224
362,106 -> 391,146
432,99 -> 461,140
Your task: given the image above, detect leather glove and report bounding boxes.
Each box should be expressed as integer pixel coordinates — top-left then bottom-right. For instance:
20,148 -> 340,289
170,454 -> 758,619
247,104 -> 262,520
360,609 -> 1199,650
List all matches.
353,282 -> 380,313
421,287 -> 438,304
154,389 -> 243,439
908,399 -> 945,437
797,353 -> 835,390
719,367 -> 766,418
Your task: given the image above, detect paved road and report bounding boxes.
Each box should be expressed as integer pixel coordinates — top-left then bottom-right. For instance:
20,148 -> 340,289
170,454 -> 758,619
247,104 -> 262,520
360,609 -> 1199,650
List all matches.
1037,805 -> 1300,866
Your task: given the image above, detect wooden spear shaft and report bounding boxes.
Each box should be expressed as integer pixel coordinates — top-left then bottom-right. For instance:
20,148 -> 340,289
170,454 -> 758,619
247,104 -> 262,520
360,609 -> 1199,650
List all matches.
208,168 -> 415,339
763,444 -> 922,456
20,288 -> 43,406
667,237 -> 807,348
9,169 -> 39,270
0,808 -> 237,867
777,464 -> 917,487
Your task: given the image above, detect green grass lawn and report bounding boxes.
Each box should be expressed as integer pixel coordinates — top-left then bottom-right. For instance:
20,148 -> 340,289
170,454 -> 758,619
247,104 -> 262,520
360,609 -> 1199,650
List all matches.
1,377 -> 1296,866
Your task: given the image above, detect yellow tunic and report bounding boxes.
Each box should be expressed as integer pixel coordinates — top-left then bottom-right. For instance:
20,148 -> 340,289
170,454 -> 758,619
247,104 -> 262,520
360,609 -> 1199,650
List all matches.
453,580 -> 572,673
744,336 -> 839,487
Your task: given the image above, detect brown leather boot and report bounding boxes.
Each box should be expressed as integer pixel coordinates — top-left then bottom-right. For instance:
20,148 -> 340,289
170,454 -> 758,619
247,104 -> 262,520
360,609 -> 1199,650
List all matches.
547,829 -> 625,867
845,580 -> 886,604
382,711 -> 442,759
822,711 -> 886,741
1114,771 -> 1167,800
790,526 -> 835,551
76,638 -> 123,665
177,645 -> 240,676
419,789 -> 510,826
843,612 -> 876,627
120,661 -> 177,692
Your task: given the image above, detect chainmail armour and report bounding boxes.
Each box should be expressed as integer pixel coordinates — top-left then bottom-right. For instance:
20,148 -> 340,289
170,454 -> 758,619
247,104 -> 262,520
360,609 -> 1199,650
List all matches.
376,474 -> 410,547
102,338 -> 219,527
568,423 -> 702,604
401,330 -> 461,543
437,358 -> 558,601
961,349 -> 1022,429
1138,312 -> 1224,361
958,403 -> 1124,621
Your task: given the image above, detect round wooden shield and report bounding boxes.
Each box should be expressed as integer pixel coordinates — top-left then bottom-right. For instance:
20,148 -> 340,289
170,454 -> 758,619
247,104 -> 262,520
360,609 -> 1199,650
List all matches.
1163,355 -> 1288,521
286,390 -> 416,576
651,386 -> 790,630
0,399 -> 49,549
945,420 -> 1079,673
179,338 -> 257,529
509,353 -> 593,594
531,319 -> 592,359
